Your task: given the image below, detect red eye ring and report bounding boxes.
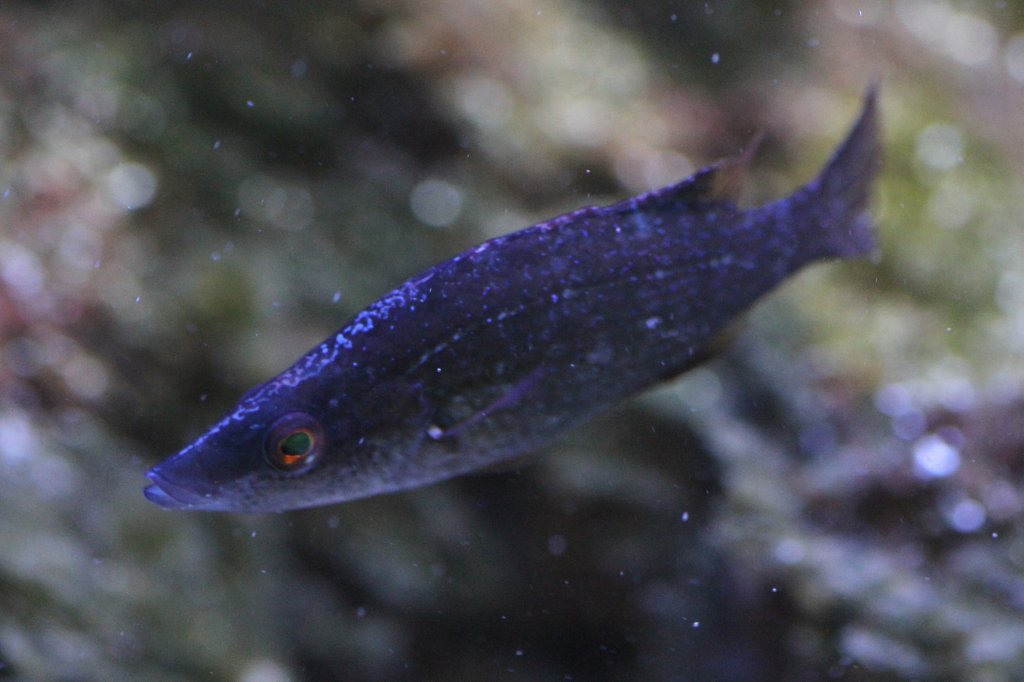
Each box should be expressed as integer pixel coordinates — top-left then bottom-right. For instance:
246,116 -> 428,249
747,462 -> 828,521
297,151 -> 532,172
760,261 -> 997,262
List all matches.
265,412 -> 323,473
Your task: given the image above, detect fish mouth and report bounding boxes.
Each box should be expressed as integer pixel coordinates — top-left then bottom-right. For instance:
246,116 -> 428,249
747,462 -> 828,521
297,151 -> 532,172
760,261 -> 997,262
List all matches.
144,468 -> 224,511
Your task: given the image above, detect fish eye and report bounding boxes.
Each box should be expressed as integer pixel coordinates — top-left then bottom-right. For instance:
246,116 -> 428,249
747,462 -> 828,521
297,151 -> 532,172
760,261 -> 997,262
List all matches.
265,412 -> 323,473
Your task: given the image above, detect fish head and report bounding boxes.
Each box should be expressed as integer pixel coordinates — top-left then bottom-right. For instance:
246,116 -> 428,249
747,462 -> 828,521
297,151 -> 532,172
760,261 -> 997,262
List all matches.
144,379 -> 394,513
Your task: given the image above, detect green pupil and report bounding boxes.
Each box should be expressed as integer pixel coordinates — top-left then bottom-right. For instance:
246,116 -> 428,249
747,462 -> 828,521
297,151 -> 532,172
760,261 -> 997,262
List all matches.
280,431 -> 312,456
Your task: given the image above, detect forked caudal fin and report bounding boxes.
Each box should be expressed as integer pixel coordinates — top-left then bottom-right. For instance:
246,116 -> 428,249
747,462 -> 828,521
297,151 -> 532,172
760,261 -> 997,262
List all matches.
788,85 -> 882,262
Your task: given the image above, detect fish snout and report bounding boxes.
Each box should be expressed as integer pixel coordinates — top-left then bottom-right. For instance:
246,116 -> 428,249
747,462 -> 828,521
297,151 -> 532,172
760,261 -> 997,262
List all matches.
144,461 -> 222,510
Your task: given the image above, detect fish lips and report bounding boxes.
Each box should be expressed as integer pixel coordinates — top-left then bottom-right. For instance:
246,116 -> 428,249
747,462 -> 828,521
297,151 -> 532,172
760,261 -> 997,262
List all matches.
144,471 -> 214,510
144,448 -> 240,511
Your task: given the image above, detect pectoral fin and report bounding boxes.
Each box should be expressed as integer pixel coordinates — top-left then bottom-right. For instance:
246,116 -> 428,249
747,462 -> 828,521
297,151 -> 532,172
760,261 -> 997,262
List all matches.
428,365 -> 547,441
475,452 -> 536,475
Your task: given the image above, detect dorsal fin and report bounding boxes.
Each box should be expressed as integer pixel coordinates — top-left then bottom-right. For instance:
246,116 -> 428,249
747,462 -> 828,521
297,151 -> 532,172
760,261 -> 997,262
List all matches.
609,133 -> 764,215
705,130 -> 763,202
673,131 -> 763,204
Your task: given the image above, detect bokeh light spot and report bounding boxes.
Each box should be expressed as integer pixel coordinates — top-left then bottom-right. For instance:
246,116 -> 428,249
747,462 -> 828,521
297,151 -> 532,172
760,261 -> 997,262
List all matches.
410,179 -> 463,228
912,433 -> 961,479
915,124 -> 963,171
106,162 -> 158,210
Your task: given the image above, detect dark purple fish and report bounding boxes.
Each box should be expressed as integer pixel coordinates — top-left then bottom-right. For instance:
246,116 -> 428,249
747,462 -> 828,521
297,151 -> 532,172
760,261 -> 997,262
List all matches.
145,88 -> 880,512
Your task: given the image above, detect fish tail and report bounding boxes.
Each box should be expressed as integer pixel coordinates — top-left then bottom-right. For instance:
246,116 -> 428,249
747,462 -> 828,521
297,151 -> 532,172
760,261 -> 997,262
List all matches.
789,85 -> 881,262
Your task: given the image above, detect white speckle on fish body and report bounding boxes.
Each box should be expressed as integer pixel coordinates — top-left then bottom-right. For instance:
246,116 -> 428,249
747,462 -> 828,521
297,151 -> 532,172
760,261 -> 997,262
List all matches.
645,316 -> 663,330
228,400 -> 262,422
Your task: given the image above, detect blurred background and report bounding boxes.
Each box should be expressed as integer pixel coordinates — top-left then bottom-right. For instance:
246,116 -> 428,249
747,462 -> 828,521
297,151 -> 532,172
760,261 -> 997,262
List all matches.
1,1 -> 1024,680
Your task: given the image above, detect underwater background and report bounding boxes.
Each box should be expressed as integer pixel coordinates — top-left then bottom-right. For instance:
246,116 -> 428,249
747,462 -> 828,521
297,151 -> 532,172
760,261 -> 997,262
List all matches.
1,1 -> 1023,680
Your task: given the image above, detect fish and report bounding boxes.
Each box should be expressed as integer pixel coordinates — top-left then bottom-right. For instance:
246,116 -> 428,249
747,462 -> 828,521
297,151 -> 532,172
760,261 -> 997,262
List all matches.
144,87 -> 881,513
